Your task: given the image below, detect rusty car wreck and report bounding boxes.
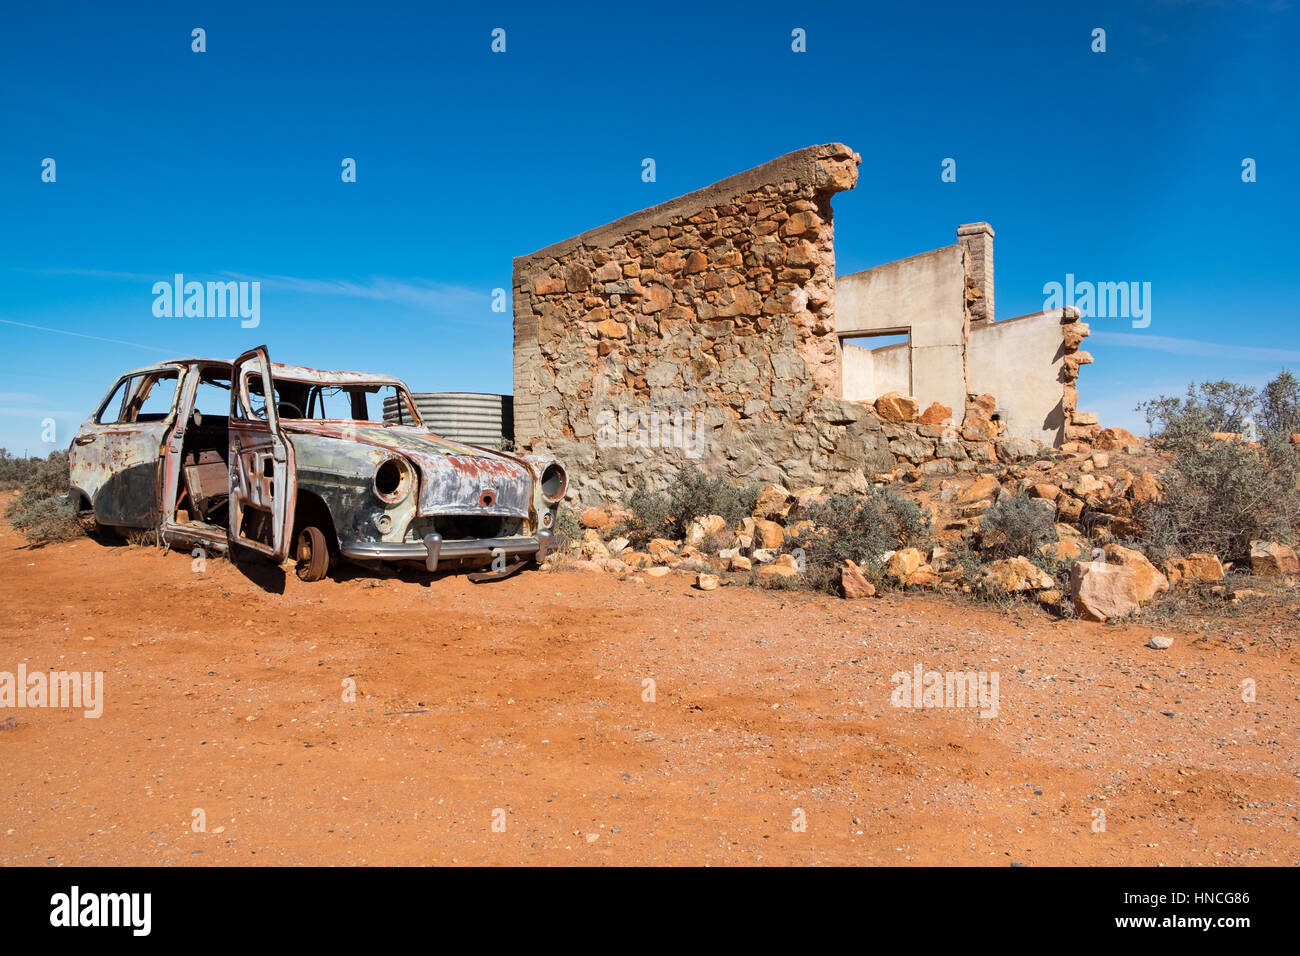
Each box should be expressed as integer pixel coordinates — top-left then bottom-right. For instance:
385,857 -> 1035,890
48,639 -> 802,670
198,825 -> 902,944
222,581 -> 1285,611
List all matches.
68,346 -> 566,581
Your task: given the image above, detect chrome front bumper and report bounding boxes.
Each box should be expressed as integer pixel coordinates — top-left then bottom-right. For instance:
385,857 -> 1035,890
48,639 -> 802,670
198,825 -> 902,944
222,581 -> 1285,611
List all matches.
340,530 -> 554,573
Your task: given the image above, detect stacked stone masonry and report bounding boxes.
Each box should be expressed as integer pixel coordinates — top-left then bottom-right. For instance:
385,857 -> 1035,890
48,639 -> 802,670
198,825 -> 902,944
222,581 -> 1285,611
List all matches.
513,143 -> 1094,506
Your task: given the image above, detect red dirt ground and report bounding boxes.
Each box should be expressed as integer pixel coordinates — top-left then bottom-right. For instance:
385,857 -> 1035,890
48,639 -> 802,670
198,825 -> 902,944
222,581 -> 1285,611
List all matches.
1,511 -> 1296,866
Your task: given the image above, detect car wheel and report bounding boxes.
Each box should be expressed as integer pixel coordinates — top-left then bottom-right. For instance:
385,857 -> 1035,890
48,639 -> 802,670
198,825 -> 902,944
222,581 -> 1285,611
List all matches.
293,525 -> 330,582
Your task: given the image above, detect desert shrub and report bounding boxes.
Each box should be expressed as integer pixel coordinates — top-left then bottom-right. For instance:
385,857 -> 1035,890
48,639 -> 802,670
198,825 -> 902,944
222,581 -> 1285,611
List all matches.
978,493 -> 1055,559
798,488 -> 933,593
4,451 -> 82,545
620,467 -> 759,548
1135,372 -> 1300,561
7,495 -> 81,544
621,477 -> 674,548
1259,369 -> 1300,436
1138,380 -> 1258,441
552,503 -> 582,550
0,449 -> 48,491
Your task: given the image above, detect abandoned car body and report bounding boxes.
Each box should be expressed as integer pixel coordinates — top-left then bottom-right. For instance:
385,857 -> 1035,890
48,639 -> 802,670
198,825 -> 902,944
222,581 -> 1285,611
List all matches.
68,346 -> 566,581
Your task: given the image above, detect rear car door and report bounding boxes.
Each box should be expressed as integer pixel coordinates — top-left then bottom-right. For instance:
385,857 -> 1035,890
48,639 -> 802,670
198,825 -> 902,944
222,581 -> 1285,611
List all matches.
227,346 -> 296,560
69,367 -> 181,528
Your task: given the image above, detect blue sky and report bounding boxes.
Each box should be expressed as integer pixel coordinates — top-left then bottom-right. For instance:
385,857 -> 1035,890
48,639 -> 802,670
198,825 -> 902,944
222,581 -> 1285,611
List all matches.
1,0 -> 1296,454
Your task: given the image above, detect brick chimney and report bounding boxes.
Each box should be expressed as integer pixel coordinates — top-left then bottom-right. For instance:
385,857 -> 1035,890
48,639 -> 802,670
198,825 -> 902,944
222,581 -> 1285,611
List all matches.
957,222 -> 994,327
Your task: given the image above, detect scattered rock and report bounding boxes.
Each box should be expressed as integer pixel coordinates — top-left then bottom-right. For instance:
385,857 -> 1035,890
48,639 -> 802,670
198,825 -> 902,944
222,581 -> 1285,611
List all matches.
996,436 -> 1040,461
957,474 -> 1001,504
1165,552 -> 1225,585
695,572 -> 719,591
885,547 -> 925,582
753,519 -> 785,550
1249,540 -> 1299,578
840,560 -> 876,599
875,391 -> 920,423
757,563 -> 801,582
1094,427 -> 1140,451
580,507 -> 611,529
685,514 -> 728,549
1102,543 -> 1170,604
1147,635 -> 1174,650
981,556 -> 1054,592
1128,472 -> 1161,504
753,484 -> 792,520
1069,560 -> 1140,622
647,538 -> 679,559
916,402 -> 953,425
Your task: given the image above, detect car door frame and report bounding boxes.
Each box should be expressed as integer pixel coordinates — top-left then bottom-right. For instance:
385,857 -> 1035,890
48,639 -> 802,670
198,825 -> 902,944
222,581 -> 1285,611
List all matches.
227,346 -> 296,561
69,365 -> 183,529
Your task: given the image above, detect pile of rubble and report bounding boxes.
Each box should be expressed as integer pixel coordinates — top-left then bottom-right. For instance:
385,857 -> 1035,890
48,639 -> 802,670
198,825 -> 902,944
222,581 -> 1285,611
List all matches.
555,428 -> 1299,623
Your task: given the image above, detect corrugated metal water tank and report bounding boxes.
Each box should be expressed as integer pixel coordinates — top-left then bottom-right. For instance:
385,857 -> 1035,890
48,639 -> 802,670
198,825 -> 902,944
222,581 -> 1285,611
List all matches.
384,392 -> 514,449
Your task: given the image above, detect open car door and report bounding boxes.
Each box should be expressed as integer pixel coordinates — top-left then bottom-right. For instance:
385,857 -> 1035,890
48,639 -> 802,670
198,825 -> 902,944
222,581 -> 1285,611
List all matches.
228,346 -> 296,561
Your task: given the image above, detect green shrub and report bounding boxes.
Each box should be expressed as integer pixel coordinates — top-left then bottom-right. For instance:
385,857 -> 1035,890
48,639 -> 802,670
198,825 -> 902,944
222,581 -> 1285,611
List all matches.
798,488 -> 933,593
978,493 -> 1055,559
0,449 -> 51,492
4,451 -> 82,545
620,466 -> 759,548
1135,372 -> 1300,562
1259,370 -> 1300,436
552,503 -> 582,549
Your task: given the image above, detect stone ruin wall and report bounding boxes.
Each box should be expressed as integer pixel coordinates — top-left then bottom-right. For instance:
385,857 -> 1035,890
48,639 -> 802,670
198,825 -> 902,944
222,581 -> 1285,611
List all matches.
513,143 -> 1096,507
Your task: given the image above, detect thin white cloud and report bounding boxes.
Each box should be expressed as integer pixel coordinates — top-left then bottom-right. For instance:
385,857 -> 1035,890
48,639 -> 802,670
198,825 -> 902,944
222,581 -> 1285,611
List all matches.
1090,331 -> 1300,363
229,273 -> 491,314
11,267 -> 497,321
0,407 -> 83,418
0,318 -> 174,354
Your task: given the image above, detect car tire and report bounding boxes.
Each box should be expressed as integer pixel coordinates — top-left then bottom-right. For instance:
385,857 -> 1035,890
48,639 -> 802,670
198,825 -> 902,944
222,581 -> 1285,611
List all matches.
293,525 -> 330,582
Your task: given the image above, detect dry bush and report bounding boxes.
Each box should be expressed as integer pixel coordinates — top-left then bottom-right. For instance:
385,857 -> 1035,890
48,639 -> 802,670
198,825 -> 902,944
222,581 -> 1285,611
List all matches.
4,451 -> 83,545
620,466 -> 759,548
1136,373 -> 1300,562
977,494 -> 1055,559
798,489 -> 933,593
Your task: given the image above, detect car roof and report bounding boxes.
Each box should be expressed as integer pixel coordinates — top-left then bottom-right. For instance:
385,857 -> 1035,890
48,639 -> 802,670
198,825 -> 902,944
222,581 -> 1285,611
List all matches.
119,357 -> 407,387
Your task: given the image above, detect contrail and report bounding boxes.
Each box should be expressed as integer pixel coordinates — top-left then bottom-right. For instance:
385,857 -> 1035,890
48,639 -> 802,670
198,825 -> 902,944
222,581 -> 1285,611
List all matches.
0,318 -> 173,354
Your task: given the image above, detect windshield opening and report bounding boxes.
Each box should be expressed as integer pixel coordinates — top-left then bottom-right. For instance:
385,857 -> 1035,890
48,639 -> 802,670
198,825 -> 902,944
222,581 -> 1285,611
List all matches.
253,379 -> 420,425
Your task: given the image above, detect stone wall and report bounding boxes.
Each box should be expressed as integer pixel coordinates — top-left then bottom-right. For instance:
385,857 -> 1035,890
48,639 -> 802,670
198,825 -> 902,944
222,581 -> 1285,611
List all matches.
512,144 -> 1092,507
514,143 -> 885,505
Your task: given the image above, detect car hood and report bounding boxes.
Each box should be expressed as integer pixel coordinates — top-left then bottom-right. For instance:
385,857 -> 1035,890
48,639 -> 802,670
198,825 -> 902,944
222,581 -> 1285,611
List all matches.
283,421 -> 532,518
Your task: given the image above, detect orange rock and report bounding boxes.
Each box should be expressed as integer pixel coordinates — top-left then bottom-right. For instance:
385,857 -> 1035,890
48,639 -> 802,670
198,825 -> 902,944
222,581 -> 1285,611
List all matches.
753,519 -> 785,550
1069,561 -> 1140,622
1102,544 -> 1170,604
841,560 -> 876,599
1165,552 -> 1224,584
1094,427 -> 1139,451
916,402 -> 953,425
875,392 -> 920,423
1249,540 -> 1299,578
1128,472 -> 1161,504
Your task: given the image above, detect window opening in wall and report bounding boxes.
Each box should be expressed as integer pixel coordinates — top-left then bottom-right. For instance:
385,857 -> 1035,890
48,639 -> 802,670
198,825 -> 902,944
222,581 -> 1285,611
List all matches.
840,330 -> 911,403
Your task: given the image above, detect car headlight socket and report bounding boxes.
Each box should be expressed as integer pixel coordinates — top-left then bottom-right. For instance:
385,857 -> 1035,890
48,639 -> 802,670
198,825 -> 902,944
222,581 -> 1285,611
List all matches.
539,462 -> 567,504
373,456 -> 413,505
